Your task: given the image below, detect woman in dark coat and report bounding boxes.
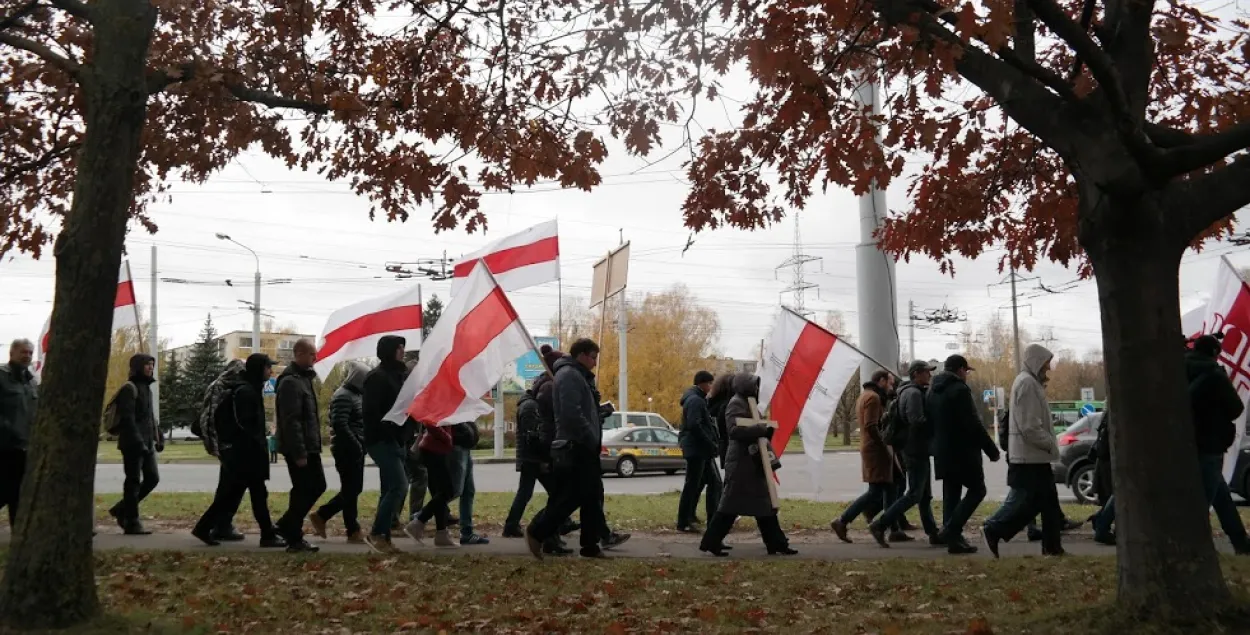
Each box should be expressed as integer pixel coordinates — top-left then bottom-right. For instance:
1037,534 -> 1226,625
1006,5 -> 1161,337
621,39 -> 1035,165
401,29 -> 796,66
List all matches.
706,374 -> 736,464
698,373 -> 797,557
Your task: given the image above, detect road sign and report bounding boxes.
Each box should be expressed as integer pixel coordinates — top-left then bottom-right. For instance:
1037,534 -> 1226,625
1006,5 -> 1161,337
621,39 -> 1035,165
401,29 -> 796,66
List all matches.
1080,403 -> 1096,417
983,389 -> 994,404
263,378 -> 275,396
1080,387 -> 1095,401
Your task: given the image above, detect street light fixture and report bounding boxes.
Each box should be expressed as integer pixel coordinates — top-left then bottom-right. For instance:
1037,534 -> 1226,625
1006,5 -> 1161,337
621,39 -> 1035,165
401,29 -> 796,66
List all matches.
216,233 -> 262,353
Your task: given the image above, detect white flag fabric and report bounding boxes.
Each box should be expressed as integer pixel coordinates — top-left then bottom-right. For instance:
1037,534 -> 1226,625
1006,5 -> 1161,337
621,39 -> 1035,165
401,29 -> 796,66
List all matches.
385,261 -> 533,426
35,261 -> 138,378
1194,258 -> 1250,482
449,220 -> 559,296
1182,303 -> 1209,338
758,309 -> 864,467
314,285 -> 424,377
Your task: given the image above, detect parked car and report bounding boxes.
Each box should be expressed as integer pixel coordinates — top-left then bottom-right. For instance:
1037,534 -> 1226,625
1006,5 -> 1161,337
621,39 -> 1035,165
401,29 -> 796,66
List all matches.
600,426 -> 684,477
1051,413 -> 1101,504
602,411 -> 676,432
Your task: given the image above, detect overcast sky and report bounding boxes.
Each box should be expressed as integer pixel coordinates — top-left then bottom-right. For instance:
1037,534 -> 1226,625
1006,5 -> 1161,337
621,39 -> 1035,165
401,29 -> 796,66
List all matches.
4,11 -> 1249,365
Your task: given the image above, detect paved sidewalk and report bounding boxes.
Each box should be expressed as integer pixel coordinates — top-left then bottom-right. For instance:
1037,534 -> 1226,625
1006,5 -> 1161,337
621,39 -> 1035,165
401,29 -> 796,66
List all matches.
5,528 -> 1234,561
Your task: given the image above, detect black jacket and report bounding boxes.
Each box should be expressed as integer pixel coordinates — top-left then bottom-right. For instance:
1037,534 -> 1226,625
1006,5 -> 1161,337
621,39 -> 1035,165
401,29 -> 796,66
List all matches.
708,391 -> 731,462
115,354 -> 160,454
896,381 -> 930,458
551,356 -> 601,452
0,362 -> 37,452
275,362 -> 320,461
517,375 -> 555,467
363,360 -> 407,448
926,371 -> 998,481
1186,351 -> 1244,455
679,386 -> 718,459
330,384 -> 366,461
223,374 -> 272,481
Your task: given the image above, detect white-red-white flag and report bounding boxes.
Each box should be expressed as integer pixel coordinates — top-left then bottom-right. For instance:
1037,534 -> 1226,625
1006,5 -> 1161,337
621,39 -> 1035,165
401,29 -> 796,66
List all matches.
450,220 -> 559,296
758,309 -> 864,466
1192,257 -> 1250,482
385,261 -> 534,426
35,261 -> 139,377
314,285 -> 423,377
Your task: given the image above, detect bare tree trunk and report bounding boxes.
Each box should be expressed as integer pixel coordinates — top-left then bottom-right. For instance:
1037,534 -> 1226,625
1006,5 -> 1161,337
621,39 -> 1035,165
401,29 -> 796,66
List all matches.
1086,198 -> 1232,619
0,1 -> 157,629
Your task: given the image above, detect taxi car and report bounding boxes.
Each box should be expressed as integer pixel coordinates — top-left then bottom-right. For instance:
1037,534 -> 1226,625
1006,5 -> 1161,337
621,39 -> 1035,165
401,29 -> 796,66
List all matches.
600,426 -> 685,477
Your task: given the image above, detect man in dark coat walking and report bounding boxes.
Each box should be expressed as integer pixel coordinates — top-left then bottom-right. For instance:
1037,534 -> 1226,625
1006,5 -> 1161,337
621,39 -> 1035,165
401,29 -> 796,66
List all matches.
928,355 -> 999,554
108,353 -> 162,535
677,370 -> 722,532
362,335 -> 410,553
1186,335 -> 1250,554
274,339 -> 325,552
193,354 -> 284,548
0,339 -> 36,525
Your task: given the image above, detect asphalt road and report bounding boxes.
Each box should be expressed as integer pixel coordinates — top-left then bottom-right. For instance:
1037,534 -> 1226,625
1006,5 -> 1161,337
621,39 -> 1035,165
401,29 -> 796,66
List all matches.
95,453 -> 1079,503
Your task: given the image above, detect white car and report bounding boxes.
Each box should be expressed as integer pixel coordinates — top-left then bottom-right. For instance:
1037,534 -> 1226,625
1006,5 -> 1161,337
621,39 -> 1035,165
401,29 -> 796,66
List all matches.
601,411 -> 676,432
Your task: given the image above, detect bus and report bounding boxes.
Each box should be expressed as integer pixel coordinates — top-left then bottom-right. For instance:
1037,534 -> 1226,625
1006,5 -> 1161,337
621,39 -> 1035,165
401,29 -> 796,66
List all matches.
1050,400 -> 1105,431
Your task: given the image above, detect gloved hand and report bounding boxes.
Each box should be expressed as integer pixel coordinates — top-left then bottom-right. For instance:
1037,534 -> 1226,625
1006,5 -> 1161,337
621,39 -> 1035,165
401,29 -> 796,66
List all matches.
764,426 -> 775,439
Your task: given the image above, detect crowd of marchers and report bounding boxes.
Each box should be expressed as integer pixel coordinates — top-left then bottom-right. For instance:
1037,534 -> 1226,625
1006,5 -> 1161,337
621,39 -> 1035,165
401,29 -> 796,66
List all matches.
1,334 -> 1247,558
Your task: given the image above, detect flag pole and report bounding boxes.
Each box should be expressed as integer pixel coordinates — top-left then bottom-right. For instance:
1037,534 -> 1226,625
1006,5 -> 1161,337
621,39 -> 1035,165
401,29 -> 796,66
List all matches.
780,306 -> 898,377
125,259 -> 146,354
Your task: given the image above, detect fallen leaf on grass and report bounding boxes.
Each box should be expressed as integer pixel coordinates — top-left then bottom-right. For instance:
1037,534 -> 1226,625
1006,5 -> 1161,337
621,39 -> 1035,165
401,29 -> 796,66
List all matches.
696,606 -> 717,622
966,616 -> 994,634
1006,589 -> 1023,602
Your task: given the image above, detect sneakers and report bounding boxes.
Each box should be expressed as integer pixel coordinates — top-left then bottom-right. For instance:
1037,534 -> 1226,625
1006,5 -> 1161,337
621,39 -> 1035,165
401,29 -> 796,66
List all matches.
259,535 -> 287,549
543,540 -> 574,556
433,530 -> 460,548
365,534 -> 402,554
981,526 -> 1001,559
307,513 -> 328,539
767,545 -> 799,556
830,519 -> 851,543
345,531 -> 366,545
460,533 -> 490,545
403,519 -> 426,544
580,548 -> 609,559
947,537 -> 978,555
213,529 -> 246,542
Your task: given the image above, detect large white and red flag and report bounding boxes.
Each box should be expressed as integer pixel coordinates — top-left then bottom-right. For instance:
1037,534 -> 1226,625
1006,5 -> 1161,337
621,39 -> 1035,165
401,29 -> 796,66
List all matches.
314,285 -> 424,377
450,219 -> 559,296
35,261 -> 139,377
1190,257 -> 1250,482
385,260 -> 535,426
758,308 -> 864,468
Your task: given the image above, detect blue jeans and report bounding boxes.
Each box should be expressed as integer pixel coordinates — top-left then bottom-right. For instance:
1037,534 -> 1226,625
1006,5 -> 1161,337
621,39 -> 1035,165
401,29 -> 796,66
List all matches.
873,456 -> 938,536
368,442 -> 407,538
458,449 -> 477,539
1199,454 -> 1248,548
1092,495 -> 1115,535
841,482 -> 895,525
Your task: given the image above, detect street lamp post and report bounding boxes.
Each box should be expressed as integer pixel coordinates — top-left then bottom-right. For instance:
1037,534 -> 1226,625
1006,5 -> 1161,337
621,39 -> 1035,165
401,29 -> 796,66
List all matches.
216,233 -> 261,355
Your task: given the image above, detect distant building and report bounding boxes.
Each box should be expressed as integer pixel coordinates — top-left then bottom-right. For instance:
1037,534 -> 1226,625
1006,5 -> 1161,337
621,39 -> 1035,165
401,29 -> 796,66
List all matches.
164,330 -> 316,368
702,356 -> 758,376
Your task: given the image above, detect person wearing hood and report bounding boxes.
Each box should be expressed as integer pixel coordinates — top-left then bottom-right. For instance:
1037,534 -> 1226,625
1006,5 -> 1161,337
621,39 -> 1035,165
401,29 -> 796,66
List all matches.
928,354 -> 999,554
360,335 -> 410,553
505,348 -> 561,536
698,372 -> 797,557
982,344 -> 1064,557
677,370 -> 722,532
525,338 -> 612,559
108,353 -> 162,535
309,361 -> 369,544
832,370 -> 901,544
193,354 -> 285,548
198,359 -> 247,542
1186,335 -> 1250,554
707,373 -> 736,464
274,339 -> 325,553
0,339 -> 36,525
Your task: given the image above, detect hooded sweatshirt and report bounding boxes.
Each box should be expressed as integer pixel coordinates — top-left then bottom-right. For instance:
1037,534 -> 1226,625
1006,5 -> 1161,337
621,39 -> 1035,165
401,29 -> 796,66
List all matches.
330,361 -> 369,461
364,335 -> 409,447
1008,343 -> 1059,465
220,354 -> 273,455
116,353 -> 159,453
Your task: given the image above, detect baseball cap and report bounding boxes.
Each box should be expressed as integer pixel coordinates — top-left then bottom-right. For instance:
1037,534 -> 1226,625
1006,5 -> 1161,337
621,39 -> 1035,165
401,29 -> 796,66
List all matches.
907,360 -> 938,376
943,354 -> 974,372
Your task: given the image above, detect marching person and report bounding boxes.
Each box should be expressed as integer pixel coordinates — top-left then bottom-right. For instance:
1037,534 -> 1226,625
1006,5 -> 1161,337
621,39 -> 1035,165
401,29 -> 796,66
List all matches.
363,335 -> 410,553
929,355 -> 999,554
108,353 -> 162,535
677,370 -> 722,533
197,359 -> 247,542
982,344 -> 1064,557
525,339 -> 612,559
308,361 -> 369,544
1089,402 -> 1116,545
405,421 -> 460,548
192,354 -> 284,548
0,339 -> 36,525
1186,335 -> 1250,555
699,373 -> 796,557
831,370 -> 899,544
274,339 -> 325,553
707,373 -> 736,465
869,360 -> 940,546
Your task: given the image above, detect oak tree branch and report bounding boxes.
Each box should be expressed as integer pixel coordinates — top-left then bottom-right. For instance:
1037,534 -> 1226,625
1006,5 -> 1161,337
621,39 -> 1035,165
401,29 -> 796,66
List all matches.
147,64 -> 328,114
1168,154 -> 1250,240
48,0 -> 89,21
0,32 -> 80,77
0,1 -> 39,32
1156,121 -> 1250,176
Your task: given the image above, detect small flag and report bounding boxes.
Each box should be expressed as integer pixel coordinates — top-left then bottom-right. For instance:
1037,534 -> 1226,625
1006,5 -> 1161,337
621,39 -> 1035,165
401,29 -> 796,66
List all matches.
450,220 -> 559,296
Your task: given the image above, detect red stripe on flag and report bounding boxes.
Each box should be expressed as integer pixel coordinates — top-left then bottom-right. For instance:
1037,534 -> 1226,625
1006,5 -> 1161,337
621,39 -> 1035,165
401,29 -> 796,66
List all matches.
770,323 -> 837,456
407,286 -> 519,424
452,236 -> 559,278
115,279 -> 136,308
317,305 -> 424,360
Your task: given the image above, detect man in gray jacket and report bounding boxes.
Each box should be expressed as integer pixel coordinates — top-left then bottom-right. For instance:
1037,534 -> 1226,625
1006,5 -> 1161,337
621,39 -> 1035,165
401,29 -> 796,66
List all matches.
869,360 -> 940,545
0,339 -> 37,525
982,343 -> 1063,557
525,338 -> 610,559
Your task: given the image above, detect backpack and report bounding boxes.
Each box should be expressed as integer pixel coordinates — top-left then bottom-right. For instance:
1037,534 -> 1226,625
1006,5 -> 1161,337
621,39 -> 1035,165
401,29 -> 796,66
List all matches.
195,378 -> 237,444
102,382 -> 137,436
879,392 -> 908,447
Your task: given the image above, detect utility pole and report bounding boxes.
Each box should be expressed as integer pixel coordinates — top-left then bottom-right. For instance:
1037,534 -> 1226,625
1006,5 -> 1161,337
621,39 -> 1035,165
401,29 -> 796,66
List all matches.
853,78 -> 899,378
908,299 -> 916,362
150,245 -> 159,427
990,269 -> 1037,371
618,232 -> 628,416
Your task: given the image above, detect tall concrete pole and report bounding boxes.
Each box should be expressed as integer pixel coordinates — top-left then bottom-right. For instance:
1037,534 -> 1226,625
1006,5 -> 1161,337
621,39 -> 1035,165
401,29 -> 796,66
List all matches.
618,292 -> 629,415
854,79 -> 900,380
150,245 -> 159,427
908,299 -> 916,363
1010,266 -> 1021,371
